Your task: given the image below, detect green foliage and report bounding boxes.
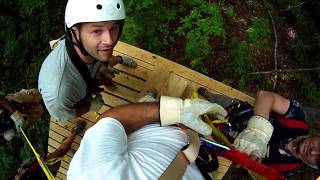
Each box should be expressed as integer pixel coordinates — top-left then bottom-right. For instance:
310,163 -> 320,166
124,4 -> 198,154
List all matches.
224,5 -> 235,17
246,17 -> 271,47
294,74 -> 320,108
0,0 -> 65,94
175,2 -> 225,74
121,0 -> 177,55
228,39 -> 253,89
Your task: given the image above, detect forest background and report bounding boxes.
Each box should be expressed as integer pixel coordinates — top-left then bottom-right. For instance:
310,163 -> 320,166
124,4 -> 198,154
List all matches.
0,0 -> 320,179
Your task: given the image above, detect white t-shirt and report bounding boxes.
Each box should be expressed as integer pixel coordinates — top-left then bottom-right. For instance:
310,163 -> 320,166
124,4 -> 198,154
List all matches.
38,39 -> 100,121
67,118 -> 204,180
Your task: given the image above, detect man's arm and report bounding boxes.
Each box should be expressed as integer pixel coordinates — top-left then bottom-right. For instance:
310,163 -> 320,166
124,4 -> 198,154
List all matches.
233,90 -> 291,159
99,102 -> 159,134
98,96 -> 227,135
74,101 -> 90,117
0,96 -> 15,113
254,90 -> 291,119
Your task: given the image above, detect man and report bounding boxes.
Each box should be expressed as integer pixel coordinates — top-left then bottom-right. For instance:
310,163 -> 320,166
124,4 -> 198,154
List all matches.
0,89 -> 42,143
38,0 -> 137,122
67,92 -> 228,179
233,90 -> 319,178
13,120 -> 86,180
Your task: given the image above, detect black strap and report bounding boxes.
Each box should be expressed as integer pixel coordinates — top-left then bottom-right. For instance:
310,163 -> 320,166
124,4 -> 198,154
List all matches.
65,29 -> 102,94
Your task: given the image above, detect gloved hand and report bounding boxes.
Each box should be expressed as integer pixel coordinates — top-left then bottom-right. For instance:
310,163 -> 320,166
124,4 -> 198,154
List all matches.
89,95 -> 104,112
4,129 -> 16,141
118,55 -> 137,68
233,115 -> 274,159
160,96 -> 227,135
10,110 -> 25,131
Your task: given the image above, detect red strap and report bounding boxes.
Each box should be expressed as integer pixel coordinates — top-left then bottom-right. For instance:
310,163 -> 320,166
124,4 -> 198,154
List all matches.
268,163 -> 300,172
217,148 -> 286,180
277,118 -> 308,130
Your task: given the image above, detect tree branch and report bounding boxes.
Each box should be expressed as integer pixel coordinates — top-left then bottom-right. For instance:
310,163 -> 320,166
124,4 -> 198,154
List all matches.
249,67 -> 320,75
280,0 -> 311,12
262,0 -> 278,90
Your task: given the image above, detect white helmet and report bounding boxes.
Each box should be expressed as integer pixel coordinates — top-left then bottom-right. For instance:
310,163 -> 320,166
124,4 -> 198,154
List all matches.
65,0 -> 126,28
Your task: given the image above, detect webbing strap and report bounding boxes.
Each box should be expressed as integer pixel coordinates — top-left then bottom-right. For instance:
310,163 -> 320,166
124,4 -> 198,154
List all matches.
65,31 -> 101,94
20,128 -> 56,180
159,151 -> 189,180
159,128 -> 201,179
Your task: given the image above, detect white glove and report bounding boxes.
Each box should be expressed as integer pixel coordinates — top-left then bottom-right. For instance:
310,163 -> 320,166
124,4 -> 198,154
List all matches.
10,110 -> 25,131
160,96 -> 227,135
233,115 -> 274,158
89,95 -> 104,112
4,129 -> 16,141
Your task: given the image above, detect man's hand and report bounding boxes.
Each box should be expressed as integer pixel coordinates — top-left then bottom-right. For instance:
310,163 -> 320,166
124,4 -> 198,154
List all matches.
89,94 -> 104,112
233,115 -> 274,159
160,96 -> 227,135
10,110 -> 25,131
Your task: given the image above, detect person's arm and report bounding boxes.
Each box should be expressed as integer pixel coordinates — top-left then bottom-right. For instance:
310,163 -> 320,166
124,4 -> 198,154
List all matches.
74,101 -> 90,117
0,96 -> 15,114
0,96 -> 24,131
254,90 -> 290,119
233,90 -> 290,159
99,96 -> 227,135
74,95 -> 104,117
99,102 -> 159,134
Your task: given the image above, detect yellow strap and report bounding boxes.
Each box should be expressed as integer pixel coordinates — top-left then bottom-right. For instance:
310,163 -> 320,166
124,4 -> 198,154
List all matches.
20,128 -> 56,180
191,90 -> 232,147
94,112 -> 100,120
45,157 -> 62,165
211,119 -> 228,124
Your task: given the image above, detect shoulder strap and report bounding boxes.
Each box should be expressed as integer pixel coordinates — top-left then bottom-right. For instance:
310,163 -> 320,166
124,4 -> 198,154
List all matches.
65,31 -> 101,94
159,128 -> 201,180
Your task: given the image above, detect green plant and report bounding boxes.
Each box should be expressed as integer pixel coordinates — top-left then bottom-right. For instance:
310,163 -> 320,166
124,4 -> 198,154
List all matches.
224,5 -> 235,17
175,2 -> 225,74
228,39 -> 253,89
246,16 -> 271,47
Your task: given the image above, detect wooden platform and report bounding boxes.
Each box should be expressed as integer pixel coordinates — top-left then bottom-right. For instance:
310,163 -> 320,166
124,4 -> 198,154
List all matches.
48,41 -> 255,180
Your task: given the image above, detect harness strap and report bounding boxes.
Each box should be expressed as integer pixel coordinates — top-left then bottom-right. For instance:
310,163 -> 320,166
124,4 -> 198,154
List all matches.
277,117 -> 308,130
159,128 -> 201,179
65,31 -> 102,95
20,128 -> 56,180
268,163 -> 300,172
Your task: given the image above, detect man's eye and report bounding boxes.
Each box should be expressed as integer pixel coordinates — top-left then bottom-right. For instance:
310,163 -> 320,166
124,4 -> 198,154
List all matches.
92,30 -> 101,34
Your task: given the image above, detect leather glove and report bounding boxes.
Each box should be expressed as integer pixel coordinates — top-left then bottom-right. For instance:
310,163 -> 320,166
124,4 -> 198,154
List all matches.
233,115 -> 274,158
89,95 -> 104,112
10,110 -> 25,132
160,96 -> 227,135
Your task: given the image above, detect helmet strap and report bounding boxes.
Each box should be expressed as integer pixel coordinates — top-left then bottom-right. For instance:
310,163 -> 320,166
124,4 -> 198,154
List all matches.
66,26 -> 91,57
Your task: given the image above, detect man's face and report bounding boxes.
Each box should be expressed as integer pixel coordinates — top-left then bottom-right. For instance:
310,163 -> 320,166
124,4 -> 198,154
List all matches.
294,135 -> 320,168
76,20 -> 121,62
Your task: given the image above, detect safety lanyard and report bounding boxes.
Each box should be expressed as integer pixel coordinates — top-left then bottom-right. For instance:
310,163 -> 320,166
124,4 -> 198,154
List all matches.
20,128 -> 56,180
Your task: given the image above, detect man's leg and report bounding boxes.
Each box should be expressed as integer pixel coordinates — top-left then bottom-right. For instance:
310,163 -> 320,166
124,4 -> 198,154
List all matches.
47,120 -> 86,159
46,120 -> 86,176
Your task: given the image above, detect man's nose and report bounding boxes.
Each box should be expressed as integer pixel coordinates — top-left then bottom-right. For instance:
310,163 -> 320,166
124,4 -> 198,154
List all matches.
101,31 -> 114,46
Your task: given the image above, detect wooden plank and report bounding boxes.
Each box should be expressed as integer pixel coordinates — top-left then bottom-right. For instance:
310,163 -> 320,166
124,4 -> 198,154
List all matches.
58,166 -> 68,175
102,84 -> 139,103
112,72 -> 145,92
101,91 -> 131,107
113,51 -> 155,71
160,73 -> 188,98
115,41 -> 254,103
136,67 -> 171,100
56,172 -> 66,180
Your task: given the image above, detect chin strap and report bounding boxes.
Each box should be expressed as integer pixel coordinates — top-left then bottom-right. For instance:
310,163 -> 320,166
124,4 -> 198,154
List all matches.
66,26 -> 91,57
